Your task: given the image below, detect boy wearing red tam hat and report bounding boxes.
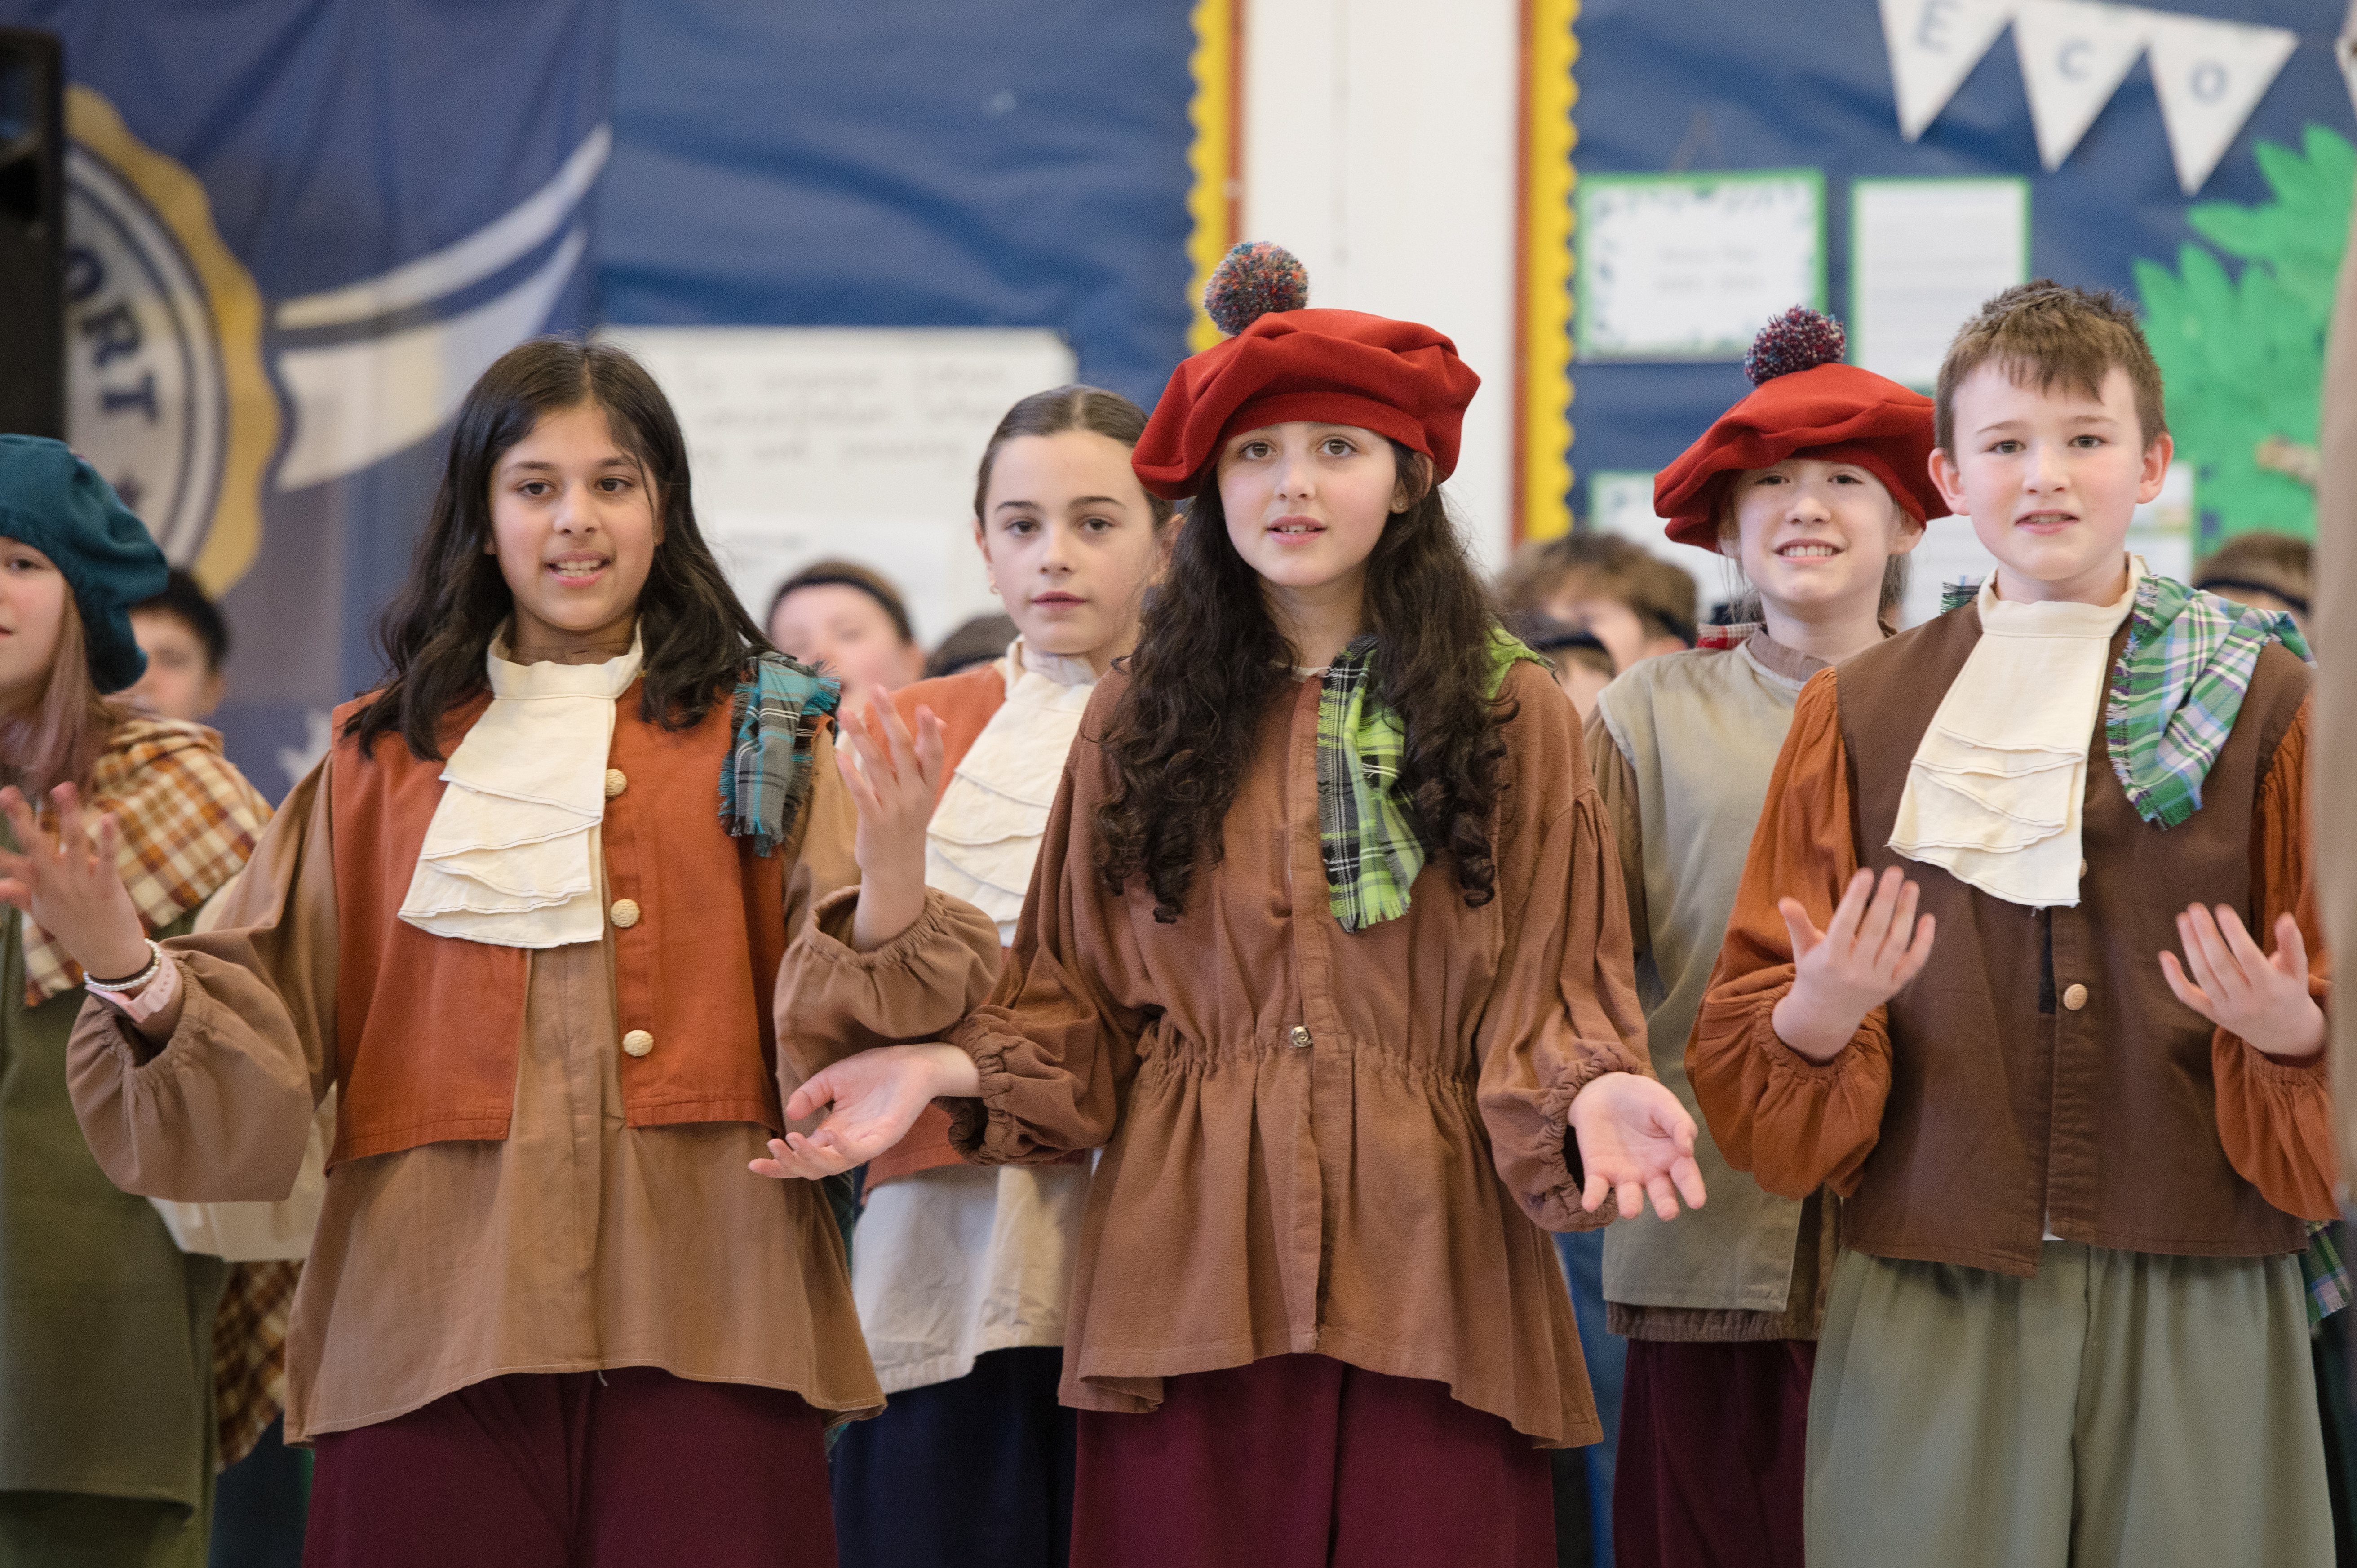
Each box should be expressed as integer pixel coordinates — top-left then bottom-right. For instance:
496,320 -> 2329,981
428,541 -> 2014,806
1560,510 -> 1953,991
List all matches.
1693,283 -> 2333,1567
1583,309 -> 1933,1568
758,242 -> 1706,1568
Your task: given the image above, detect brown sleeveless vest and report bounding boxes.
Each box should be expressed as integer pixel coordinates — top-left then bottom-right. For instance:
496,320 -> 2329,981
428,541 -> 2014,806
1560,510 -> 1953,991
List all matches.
1833,607 -> 2310,1272
326,682 -> 787,1164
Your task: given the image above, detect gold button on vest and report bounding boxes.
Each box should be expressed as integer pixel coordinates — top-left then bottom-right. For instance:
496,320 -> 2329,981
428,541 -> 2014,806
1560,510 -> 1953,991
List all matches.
604,768 -> 628,798
611,899 -> 641,930
621,1029 -> 655,1058
2062,983 -> 2089,1012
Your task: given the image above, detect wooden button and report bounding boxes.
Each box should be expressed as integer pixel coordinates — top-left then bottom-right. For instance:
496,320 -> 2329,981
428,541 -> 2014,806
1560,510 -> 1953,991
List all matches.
604,769 -> 628,798
2062,983 -> 2089,1012
1289,1026 -> 1312,1049
621,1029 -> 655,1058
610,899 -> 641,930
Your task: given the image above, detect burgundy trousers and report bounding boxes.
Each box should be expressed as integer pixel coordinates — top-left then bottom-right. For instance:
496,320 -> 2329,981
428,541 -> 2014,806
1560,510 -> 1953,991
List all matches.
1613,1338 -> 1814,1568
304,1367 -> 836,1568
1069,1353 -> 1554,1568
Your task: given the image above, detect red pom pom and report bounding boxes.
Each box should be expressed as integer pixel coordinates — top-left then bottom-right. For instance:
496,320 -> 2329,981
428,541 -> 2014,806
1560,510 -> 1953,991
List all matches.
1744,306 -> 1847,385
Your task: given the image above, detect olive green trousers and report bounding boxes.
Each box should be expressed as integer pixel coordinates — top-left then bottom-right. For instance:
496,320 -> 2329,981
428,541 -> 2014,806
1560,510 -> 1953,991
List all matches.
1807,1241 -> 2333,1568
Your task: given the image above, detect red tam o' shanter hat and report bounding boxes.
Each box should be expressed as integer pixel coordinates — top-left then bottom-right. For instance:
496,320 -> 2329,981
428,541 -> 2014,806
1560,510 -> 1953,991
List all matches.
1133,241 -> 1480,500
1653,307 -> 1944,551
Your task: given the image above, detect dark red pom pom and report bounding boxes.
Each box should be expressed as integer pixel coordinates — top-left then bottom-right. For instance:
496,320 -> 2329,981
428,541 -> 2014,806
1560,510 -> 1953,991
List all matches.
1744,306 -> 1847,385
1203,241 -> 1309,337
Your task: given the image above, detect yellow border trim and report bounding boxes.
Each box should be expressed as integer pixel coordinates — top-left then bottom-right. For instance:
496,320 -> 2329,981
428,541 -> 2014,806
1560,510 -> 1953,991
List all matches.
66,85 -> 278,596
1184,0 -> 1240,353
1518,0 -> 1578,542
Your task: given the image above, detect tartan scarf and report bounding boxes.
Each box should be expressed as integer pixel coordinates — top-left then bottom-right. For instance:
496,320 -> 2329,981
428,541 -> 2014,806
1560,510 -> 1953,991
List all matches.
1316,628 -> 1548,933
17,717 -> 272,1007
1937,571 -> 2309,828
718,652 -> 841,857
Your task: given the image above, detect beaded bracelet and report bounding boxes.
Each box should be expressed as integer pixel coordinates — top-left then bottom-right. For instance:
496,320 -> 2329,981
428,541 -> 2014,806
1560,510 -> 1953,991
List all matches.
83,938 -> 163,995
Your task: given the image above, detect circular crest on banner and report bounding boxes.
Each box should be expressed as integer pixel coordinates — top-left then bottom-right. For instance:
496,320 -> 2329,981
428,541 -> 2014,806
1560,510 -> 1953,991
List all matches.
62,85 -> 276,595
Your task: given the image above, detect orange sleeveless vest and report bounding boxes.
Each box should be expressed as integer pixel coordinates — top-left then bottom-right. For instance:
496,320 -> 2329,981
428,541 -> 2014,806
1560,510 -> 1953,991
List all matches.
325,682 -> 788,1164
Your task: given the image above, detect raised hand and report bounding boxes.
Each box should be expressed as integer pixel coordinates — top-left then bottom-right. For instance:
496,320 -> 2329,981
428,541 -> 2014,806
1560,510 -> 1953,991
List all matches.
1568,1071 -> 1707,1220
833,689 -> 944,952
2160,904 -> 2324,1060
749,1042 -> 982,1181
0,783 -> 152,981
1770,866 -> 1936,1063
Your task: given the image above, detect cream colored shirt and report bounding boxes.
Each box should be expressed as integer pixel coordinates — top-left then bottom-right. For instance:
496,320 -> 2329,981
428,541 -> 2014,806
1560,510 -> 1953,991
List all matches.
1891,561 -> 2142,908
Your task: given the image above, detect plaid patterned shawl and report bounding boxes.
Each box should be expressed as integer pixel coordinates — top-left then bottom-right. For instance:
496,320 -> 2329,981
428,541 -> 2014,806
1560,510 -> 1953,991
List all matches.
1316,628 -> 1548,933
19,717 -> 271,1007
1937,572 -> 2309,828
718,653 -> 841,857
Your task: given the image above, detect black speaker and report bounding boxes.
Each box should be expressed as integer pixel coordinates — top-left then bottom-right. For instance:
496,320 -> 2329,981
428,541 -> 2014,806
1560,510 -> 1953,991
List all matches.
0,29 -> 62,439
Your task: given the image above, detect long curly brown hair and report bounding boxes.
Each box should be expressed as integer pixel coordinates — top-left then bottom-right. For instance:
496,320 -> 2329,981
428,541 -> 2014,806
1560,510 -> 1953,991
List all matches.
1094,443 -> 1515,922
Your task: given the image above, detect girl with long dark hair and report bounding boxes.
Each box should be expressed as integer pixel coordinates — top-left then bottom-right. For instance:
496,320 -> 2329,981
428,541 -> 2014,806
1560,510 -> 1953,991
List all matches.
755,247 -> 1705,1568
17,338 -> 998,1568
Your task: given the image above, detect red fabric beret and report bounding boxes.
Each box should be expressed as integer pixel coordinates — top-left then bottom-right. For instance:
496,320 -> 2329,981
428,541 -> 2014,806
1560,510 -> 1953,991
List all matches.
1653,363 -> 1943,550
1133,308 -> 1480,500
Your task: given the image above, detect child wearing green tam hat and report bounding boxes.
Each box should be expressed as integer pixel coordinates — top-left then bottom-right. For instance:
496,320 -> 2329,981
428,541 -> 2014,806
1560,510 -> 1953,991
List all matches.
0,436 -> 272,1565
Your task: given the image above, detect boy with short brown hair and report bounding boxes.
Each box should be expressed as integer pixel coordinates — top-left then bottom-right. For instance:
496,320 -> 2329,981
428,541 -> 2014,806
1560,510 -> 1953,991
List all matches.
1496,532 -> 1697,672
1692,281 -> 2335,1568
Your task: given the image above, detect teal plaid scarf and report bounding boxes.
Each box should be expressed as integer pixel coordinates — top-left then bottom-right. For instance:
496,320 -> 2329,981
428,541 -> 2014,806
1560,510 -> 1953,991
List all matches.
1316,628 -> 1548,933
718,653 -> 841,857
1937,572 -> 2309,828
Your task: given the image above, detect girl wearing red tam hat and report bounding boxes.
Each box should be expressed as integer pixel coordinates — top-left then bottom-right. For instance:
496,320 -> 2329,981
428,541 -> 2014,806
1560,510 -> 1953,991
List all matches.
758,243 -> 1704,1568
1586,309 -> 1933,1568
0,437 -> 272,1565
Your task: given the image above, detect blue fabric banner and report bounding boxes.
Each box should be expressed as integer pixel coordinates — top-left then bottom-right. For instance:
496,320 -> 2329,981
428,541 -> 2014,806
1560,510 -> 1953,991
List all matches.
599,0 -> 1195,416
0,0 -> 610,793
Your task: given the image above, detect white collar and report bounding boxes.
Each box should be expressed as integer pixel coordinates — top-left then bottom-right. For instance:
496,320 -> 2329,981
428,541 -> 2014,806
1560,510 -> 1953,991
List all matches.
1889,560 -> 2141,908
396,628 -> 644,948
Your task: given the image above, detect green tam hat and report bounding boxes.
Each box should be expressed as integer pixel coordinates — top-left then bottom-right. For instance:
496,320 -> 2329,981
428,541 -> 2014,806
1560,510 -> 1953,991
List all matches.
0,435 -> 168,693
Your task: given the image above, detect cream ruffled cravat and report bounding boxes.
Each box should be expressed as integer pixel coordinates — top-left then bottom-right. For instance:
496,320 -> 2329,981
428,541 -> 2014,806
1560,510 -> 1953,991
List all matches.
923,638 -> 1095,946
1889,561 -> 2140,909
397,631 -> 645,948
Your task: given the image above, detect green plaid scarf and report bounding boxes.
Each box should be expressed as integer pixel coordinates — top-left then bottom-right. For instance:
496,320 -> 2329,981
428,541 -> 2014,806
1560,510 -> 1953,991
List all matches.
718,653 -> 841,857
2304,1221 -> 2351,1326
1938,572 -> 2309,828
1316,628 -> 1548,933
2104,574 -> 2310,828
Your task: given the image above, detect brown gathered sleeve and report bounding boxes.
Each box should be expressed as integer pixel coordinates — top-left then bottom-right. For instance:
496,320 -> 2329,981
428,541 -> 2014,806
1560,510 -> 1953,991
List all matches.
943,726 -> 1150,1166
2210,699 -> 2337,1220
1686,668 -> 1893,1201
1583,703 -> 1650,966
1475,690 -> 1654,1231
66,760 -> 336,1204
770,734 -> 1003,1090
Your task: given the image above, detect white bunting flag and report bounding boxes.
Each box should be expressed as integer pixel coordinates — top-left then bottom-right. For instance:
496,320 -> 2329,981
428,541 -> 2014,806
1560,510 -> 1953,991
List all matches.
1879,0 -> 2021,140
2012,0 -> 2153,171
2148,13 -> 2297,195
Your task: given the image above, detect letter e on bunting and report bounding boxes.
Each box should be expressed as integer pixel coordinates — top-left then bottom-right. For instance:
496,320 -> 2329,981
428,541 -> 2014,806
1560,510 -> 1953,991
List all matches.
1879,0 -> 2021,140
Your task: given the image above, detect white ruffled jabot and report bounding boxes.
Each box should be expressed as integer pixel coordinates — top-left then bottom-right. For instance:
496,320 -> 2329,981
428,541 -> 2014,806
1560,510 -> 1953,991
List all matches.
924,638 -> 1095,945
397,631 -> 644,948
1889,561 -> 2139,908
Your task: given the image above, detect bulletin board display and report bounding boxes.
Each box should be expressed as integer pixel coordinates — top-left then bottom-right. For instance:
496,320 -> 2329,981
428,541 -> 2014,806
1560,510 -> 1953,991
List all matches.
1575,169 -> 1828,360
1568,0 -> 2356,556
